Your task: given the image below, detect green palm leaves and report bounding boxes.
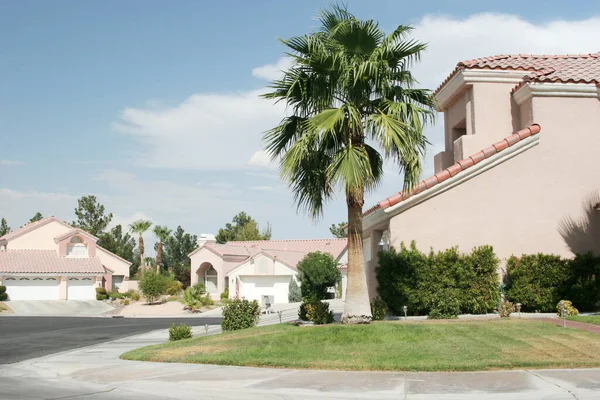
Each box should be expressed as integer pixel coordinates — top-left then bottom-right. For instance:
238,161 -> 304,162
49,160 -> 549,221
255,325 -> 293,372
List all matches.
263,5 -> 434,218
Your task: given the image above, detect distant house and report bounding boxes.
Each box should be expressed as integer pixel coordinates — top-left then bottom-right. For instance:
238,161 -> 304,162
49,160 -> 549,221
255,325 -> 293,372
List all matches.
0,217 -> 132,300
361,52 -> 600,298
189,235 -> 347,303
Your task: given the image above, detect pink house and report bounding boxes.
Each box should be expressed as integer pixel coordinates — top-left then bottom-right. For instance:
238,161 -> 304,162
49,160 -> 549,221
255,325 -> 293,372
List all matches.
362,52 -> 600,299
189,235 -> 347,303
0,217 -> 133,300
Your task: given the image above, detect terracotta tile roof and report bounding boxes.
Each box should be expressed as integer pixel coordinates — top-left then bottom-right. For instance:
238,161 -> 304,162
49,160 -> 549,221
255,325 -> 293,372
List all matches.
197,238 -> 347,265
435,52 -> 600,96
0,249 -> 106,274
364,124 -> 541,216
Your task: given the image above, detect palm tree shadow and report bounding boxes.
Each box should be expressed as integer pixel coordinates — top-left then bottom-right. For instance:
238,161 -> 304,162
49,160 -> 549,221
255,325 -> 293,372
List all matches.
558,191 -> 600,255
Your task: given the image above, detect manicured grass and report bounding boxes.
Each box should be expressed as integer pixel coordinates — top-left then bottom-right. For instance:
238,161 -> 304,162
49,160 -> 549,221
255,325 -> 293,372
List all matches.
569,315 -> 600,325
121,319 -> 600,371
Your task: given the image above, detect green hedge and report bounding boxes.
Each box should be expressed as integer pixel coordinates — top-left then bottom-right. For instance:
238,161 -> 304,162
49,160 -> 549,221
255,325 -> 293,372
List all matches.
375,242 -> 500,316
505,252 -> 600,312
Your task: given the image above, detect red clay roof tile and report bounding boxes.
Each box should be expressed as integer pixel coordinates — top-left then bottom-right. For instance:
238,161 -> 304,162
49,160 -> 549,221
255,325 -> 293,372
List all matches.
435,52 -> 600,96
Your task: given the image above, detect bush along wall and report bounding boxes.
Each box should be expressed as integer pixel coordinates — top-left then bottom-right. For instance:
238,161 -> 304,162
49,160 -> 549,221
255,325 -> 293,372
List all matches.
375,242 -> 500,317
505,252 -> 600,312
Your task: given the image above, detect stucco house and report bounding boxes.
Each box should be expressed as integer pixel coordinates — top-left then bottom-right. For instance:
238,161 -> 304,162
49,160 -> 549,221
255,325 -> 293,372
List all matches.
0,216 -> 133,300
361,52 -> 600,299
189,235 -> 347,303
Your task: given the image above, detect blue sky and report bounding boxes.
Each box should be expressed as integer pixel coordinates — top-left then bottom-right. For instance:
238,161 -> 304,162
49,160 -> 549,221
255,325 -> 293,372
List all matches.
1,0 -> 599,244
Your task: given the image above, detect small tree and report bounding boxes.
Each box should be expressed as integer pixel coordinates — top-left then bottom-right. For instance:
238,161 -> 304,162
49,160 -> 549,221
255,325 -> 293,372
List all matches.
29,212 -> 44,223
138,271 -> 168,304
0,218 -> 10,236
296,252 -> 341,301
288,277 -> 302,302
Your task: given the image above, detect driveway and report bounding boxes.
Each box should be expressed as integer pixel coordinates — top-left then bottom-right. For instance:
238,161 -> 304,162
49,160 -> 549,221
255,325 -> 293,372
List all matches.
5,300 -> 114,316
0,316 -> 221,364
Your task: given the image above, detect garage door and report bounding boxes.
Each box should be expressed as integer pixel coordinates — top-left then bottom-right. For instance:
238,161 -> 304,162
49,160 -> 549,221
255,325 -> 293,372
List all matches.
67,278 -> 95,300
4,277 -> 60,300
240,276 -> 290,304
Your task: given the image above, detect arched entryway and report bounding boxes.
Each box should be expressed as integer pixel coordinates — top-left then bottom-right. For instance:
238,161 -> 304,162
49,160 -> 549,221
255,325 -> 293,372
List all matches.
196,262 -> 218,294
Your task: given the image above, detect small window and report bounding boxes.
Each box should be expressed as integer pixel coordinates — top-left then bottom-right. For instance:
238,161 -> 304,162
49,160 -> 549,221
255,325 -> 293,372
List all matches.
69,278 -> 79,281
46,278 -> 56,281
33,278 -> 43,280
70,236 -> 83,244
6,278 -> 15,281
19,278 -> 30,281
82,278 -> 92,281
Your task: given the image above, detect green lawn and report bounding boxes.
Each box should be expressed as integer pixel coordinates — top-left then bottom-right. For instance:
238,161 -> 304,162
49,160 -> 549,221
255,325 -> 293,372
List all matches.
121,319 -> 600,371
569,315 -> 600,325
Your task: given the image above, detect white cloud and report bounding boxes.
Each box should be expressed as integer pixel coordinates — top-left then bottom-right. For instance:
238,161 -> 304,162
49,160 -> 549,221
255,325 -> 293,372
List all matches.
252,57 -> 293,81
113,90 -> 286,170
249,185 -> 277,192
247,150 -> 276,169
245,171 -> 279,180
0,160 -> 24,166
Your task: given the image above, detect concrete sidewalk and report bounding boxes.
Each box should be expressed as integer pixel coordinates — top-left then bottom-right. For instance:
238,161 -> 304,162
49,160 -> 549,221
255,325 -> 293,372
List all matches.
4,300 -> 113,316
2,310 -> 600,399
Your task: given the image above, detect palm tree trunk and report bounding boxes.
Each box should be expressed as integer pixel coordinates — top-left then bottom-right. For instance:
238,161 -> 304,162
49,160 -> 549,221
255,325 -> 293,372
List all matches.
156,242 -> 162,274
139,235 -> 145,270
341,188 -> 372,324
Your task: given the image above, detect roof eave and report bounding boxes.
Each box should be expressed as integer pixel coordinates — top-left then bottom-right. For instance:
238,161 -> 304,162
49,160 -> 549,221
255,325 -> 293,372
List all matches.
435,69 -> 529,110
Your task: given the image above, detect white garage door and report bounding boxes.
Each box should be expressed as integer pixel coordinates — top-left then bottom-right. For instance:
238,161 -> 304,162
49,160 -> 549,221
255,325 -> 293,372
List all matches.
240,276 -> 290,304
67,278 -> 95,300
4,277 -> 60,300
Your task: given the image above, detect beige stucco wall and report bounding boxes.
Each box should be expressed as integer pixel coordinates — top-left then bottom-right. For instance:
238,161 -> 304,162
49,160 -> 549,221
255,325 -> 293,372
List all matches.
96,248 -> 130,278
9,221 -> 71,249
365,94 -> 600,299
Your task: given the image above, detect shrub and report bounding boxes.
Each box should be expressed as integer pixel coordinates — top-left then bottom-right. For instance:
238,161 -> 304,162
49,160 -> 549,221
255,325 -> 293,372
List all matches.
0,285 -> 6,294
95,287 -> 108,301
128,290 -> 141,301
563,252 -> 600,311
169,323 -> 192,341
192,283 -> 206,294
166,280 -> 183,296
182,286 -> 205,312
427,289 -> 461,319
304,301 -> 334,324
220,287 -> 229,301
120,298 -> 130,305
0,285 -> 7,301
296,252 -> 341,301
201,293 -> 214,306
298,301 -> 310,321
288,278 -> 302,303
139,271 -> 169,304
221,298 -> 260,331
370,297 -> 387,321
556,300 -> 579,317
108,291 -> 124,300
376,242 -> 500,316
498,300 -> 516,318
505,254 -> 570,312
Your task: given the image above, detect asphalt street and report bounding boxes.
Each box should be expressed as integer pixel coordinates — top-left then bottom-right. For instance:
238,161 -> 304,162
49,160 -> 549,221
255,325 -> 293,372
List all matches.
0,316 -> 221,364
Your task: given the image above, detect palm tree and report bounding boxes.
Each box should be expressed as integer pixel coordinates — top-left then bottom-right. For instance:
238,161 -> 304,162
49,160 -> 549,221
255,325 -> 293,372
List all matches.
129,219 -> 153,269
263,5 -> 434,323
153,225 -> 172,273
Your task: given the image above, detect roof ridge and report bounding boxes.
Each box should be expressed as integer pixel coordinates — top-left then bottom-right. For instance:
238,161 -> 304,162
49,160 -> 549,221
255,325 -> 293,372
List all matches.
227,238 -> 346,244
365,124 -> 541,215
0,216 -> 60,240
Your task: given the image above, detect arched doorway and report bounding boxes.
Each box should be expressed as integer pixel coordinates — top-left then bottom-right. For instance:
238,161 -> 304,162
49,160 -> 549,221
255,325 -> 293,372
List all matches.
196,262 -> 218,294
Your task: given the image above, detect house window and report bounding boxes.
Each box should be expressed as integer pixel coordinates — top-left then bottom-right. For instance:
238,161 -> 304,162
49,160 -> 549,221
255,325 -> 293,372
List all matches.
67,236 -> 87,257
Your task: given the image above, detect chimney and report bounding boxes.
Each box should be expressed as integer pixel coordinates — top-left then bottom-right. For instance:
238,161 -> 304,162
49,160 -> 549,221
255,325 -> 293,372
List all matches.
197,233 -> 216,248
0,239 -> 7,252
